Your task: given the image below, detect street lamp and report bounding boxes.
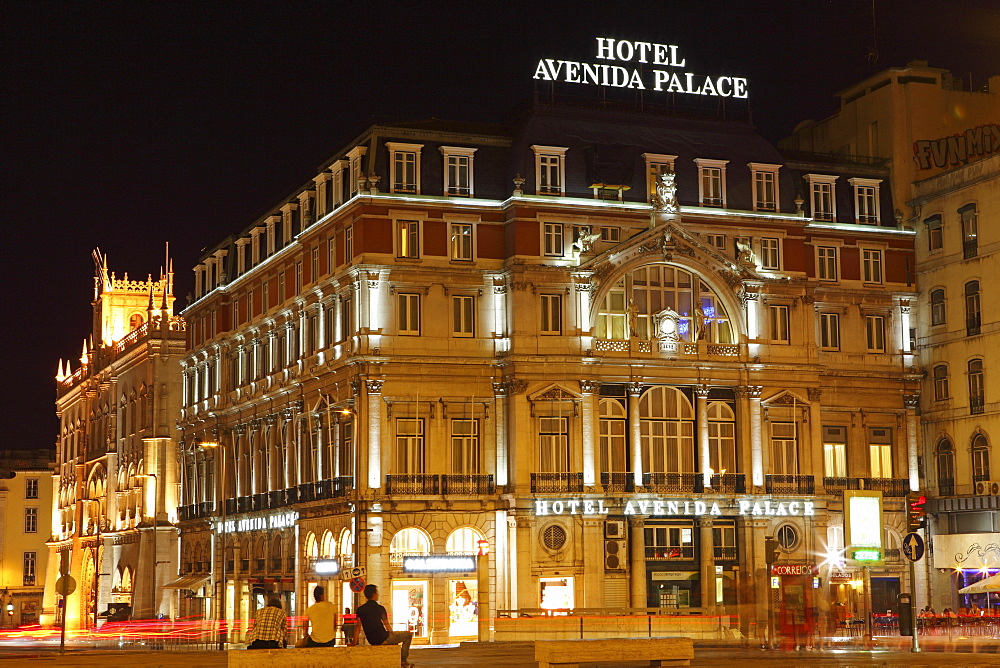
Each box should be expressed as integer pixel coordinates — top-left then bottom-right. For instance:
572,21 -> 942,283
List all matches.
136,473 -> 158,620
199,440 -> 227,650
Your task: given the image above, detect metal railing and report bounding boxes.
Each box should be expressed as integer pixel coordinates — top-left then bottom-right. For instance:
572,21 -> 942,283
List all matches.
964,239 -> 978,259
601,472 -> 634,493
971,396 -> 985,414
861,478 -> 909,497
441,474 -> 495,495
967,315 -> 982,337
939,479 -> 955,496
531,472 -> 584,493
643,472 -> 698,494
385,474 -> 440,495
714,546 -> 738,561
765,474 -> 815,495
709,473 -> 746,494
645,545 -> 695,560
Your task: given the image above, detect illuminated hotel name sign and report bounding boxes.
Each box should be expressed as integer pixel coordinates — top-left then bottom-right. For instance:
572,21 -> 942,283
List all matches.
214,510 -> 299,534
534,498 -> 814,517
533,37 -> 749,98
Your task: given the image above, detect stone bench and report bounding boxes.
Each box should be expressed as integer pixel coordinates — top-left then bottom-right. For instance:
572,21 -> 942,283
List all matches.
227,645 -> 400,667
534,637 -> 694,668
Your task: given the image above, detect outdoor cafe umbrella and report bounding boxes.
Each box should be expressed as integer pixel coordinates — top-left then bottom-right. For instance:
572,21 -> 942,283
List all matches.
958,572 -> 1000,594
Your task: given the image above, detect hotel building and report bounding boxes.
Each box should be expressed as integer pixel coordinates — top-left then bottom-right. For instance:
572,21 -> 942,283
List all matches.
177,102 -> 918,642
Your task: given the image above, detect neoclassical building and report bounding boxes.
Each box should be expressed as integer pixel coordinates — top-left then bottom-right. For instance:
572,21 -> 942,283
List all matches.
177,103 -> 919,643
47,252 -> 185,628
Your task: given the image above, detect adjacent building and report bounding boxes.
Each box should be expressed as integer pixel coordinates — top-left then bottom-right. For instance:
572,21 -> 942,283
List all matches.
177,101 -> 919,643
47,253 -> 186,628
0,449 -> 54,628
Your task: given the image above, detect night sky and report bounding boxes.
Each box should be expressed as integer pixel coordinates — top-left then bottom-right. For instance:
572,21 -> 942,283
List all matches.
4,1 -> 998,450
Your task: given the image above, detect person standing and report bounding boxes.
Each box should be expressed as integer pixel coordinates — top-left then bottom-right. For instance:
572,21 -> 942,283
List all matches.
355,584 -> 413,667
246,598 -> 287,650
341,607 -> 358,645
305,586 -> 338,647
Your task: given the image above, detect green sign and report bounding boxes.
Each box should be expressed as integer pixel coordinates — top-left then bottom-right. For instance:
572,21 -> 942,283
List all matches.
852,549 -> 881,562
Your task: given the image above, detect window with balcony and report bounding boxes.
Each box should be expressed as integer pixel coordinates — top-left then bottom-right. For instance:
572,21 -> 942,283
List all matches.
397,293 -> 421,336
819,312 -> 840,350
394,418 -> 425,474
823,426 -> 847,478
937,439 -> 955,495
806,175 -> 838,221
850,178 -> 881,224
965,280 -> 981,336
707,402 -> 736,474
540,294 -> 562,335
933,364 -> 950,401
450,222 -> 473,261
532,145 -> 567,195
868,427 -> 893,478
969,359 -> 985,414
640,387 -> 695,475
866,315 -> 886,353
441,146 -> 476,196
862,249 -> 883,284
750,163 -> 780,211
452,295 -> 475,337
930,288 -> 946,326
925,214 -> 943,252
695,158 -> 728,207
644,522 -> 694,560
599,399 -> 627,482
769,305 -> 790,344
543,222 -> 564,257
960,203 -> 978,258
759,238 -> 781,270
817,246 -> 838,281
770,422 -> 798,475
713,520 -> 737,560
23,552 -> 36,587
387,142 -> 422,194
972,434 -> 991,483
451,419 -> 481,474
538,416 -> 570,472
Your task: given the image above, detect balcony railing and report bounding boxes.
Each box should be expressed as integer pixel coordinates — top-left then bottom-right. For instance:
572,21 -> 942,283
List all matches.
386,474 -> 440,495
964,239 -> 978,259
714,546 -> 738,561
645,545 -> 695,561
861,478 -> 910,497
709,473 -> 746,494
389,551 -> 429,566
23,574 -> 36,586
971,396 -> 985,415
441,474 -> 495,495
643,472 -> 699,494
765,474 -> 815,495
967,316 -> 982,337
884,548 -> 901,561
601,472 -> 634,493
531,472 -> 584,494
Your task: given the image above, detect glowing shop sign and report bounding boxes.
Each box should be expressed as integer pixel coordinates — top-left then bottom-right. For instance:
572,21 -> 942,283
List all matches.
533,37 -> 749,99
214,510 -> 299,534
314,559 -> 340,575
534,498 -> 814,518
852,549 -> 881,562
402,556 -> 476,573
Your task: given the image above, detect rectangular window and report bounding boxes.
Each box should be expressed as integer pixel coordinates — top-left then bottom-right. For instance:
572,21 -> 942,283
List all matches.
751,167 -> 778,211
808,177 -> 837,221
705,234 -> 727,251
450,223 -> 473,261
311,248 -> 319,284
344,225 -> 354,264
452,295 -> 475,337
23,552 -> 36,587
540,294 -> 562,335
925,215 -> 943,252
868,427 -> 893,478
933,365 -> 949,401
769,305 -> 790,344
327,236 -> 336,273
700,167 -> 724,206
394,418 -> 425,473
398,293 -> 421,336
961,204 -> 978,258
852,180 -> 880,224
397,220 -> 420,259
25,478 -> 39,499
862,249 -> 883,283
644,523 -> 695,561
599,403 -> 627,473
537,155 -> 562,194
295,261 -> 303,293
965,281 -> 981,337
817,246 -> 838,281
819,313 -> 840,350
930,289 -> 946,326
823,426 -> 847,478
644,154 -> 677,202
24,507 -> 38,533
866,315 -> 886,352
538,416 -> 569,472
451,419 -> 481,474
442,147 -> 476,196
759,238 -> 780,270
342,297 -> 354,342
543,223 -> 564,257
770,423 -> 798,474
597,288 -> 627,339
393,151 -> 417,193
601,227 -> 621,243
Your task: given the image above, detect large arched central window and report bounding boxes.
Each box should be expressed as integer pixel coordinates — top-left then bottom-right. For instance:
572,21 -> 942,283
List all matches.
596,264 -> 733,343
639,387 -> 695,474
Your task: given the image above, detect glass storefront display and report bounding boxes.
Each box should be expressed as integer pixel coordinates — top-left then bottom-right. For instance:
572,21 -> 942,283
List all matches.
391,580 -> 427,637
539,576 -> 574,611
448,579 -> 478,636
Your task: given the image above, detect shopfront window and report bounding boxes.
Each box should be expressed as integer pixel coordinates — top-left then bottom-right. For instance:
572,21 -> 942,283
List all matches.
390,580 -> 427,637
448,579 -> 478,636
539,576 -> 574,611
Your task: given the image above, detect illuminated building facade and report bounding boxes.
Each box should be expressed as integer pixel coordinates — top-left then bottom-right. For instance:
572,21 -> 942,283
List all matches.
0,450 -> 54,628
48,253 -> 185,628
177,104 -> 918,641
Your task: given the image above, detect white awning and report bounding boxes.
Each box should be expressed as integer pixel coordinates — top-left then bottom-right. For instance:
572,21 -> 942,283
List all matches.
958,572 -> 1000,594
161,575 -> 211,591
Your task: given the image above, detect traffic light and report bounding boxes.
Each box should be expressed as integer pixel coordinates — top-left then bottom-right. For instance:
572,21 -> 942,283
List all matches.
765,536 -> 780,565
907,493 -> 927,532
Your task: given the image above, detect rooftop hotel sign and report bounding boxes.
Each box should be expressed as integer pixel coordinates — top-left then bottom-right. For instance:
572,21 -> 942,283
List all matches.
533,38 -> 749,99
534,498 -> 814,517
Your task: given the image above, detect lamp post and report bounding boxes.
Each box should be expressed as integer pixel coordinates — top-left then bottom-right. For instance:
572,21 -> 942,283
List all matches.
136,473 -> 158,620
200,440 -> 226,650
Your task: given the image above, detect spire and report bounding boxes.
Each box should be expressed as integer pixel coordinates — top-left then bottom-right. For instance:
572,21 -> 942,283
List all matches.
56,359 -> 66,382
81,339 -> 89,366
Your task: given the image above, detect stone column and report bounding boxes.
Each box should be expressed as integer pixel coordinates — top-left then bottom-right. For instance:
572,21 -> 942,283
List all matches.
695,385 -> 711,488
629,382 -> 644,488
807,388 -> 823,483
582,518 -> 604,608
493,383 -> 508,486
629,517 -> 647,608
743,518 -> 770,642
699,517 -> 716,613
429,578 -> 449,644
904,395 -> 920,491
515,516 -> 534,609
581,381 -> 599,487
366,379 -> 383,490
747,387 -> 764,488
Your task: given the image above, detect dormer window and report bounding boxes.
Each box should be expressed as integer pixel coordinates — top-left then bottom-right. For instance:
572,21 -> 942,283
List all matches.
441,146 -> 476,197
346,146 -> 367,195
749,163 -> 780,212
694,158 -> 728,208
643,153 -> 677,203
805,174 -> 838,222
387,142 -> 422,194
850,177 -> 881,224
531,145 -> 567,195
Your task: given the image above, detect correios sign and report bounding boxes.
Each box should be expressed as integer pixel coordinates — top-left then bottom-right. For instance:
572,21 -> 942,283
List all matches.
533,37 -> 749,99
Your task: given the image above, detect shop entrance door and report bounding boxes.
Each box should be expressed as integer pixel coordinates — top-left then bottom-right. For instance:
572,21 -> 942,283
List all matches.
871,577 -> 900,616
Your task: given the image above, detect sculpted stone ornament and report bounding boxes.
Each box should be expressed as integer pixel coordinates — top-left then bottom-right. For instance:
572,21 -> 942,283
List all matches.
572,230 -> 602,257
735,239 -> 755,267
651,171 -> 679,213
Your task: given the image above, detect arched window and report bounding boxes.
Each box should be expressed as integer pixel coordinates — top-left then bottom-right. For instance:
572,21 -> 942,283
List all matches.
965,281 -> 981,336
707,402 -> 736,474
339,529 -> 353,558
599,399 -> 627,480
640,387 -> 695,475
936,440 -> 955,496
129,313 -> 144,330
933,365 -> 950,401
596,264 -> 733,343
389,527 -> 431,563
304,532 -> 318,559
969,359 -> 985,414
930,288 -> 946,326
972,434 -> 991,483
446,527 -> 485,555
321,530 -> 336,558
